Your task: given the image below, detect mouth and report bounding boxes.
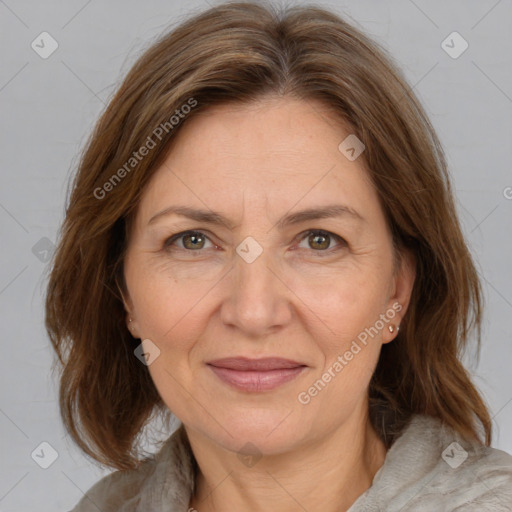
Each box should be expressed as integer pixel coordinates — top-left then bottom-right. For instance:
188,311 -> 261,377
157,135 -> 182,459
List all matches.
207,357 -> 307,392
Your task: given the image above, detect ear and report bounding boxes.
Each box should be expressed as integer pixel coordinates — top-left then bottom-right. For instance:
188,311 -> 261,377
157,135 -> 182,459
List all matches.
126,312 -> 140,339
120,286 -> 140,339
383,248 -> 416,343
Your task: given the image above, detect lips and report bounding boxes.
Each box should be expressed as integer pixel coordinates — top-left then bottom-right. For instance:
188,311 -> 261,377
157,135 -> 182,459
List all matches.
207,357 -> 307,392
208,357 -> 304,371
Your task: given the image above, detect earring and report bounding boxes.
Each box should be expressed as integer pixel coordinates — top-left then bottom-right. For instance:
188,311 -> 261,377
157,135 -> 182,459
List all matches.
388,324 -> 400,334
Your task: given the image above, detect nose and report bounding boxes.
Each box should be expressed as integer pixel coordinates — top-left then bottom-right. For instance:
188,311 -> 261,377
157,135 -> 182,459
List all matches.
220,246 -> 293,338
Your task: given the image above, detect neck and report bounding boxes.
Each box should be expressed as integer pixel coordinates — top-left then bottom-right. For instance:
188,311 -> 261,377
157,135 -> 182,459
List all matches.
187,410 -> 387,512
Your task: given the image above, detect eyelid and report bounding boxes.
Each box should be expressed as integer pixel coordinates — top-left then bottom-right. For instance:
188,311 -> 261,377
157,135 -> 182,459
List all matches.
295,229 -> 347,250
164,230 -> 217,250
164,229 -> 346,253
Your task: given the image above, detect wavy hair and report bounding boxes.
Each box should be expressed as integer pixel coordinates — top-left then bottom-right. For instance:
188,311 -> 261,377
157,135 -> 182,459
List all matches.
46,0 -> 491,470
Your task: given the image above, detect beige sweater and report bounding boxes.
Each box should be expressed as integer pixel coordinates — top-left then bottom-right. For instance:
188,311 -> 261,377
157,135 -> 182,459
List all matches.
70,414 -> 512,511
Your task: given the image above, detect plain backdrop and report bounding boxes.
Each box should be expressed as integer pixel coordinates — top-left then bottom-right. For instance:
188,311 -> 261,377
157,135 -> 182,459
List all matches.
0,0 -> 511,510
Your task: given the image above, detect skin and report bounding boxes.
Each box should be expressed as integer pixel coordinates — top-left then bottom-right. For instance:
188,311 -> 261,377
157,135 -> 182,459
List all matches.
123,96 -> 416,512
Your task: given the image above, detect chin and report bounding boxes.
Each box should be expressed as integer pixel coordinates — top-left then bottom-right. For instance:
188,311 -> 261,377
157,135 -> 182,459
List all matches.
191,407 -> 306,456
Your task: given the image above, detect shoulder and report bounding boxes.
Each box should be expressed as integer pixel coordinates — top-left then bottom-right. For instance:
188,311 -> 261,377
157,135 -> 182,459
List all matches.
394,415 -> 512,510
446,440 -> 512,509
431,442 -> 512,510
351,414 -> 512,511
69,425 -> 195,512
68,457 -> 156,512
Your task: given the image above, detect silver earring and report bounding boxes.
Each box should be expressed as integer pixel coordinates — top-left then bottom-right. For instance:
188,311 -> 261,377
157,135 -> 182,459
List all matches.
389,324 -> 399,333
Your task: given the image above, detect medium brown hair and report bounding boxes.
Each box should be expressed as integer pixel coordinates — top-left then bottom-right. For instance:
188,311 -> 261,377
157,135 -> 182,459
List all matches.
46,0 -> 491,470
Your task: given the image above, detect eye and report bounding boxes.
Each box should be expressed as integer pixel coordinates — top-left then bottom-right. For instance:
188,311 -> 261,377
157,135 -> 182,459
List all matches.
163,229 -> 346,254
164,230 -> 215,251
296,230 -> 346,253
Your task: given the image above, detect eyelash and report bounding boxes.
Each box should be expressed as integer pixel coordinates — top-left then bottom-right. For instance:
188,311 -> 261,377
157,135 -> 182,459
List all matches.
163,229 -> 347,255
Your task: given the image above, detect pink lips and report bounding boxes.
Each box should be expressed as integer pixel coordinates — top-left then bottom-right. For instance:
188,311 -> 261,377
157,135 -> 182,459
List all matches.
207,357 -> 306,392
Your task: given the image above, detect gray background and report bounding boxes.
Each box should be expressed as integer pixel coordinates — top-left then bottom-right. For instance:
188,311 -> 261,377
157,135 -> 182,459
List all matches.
0,0 -> 511,510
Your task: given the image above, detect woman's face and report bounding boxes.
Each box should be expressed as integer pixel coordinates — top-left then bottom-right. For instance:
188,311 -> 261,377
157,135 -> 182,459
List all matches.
123,96 -> 415,455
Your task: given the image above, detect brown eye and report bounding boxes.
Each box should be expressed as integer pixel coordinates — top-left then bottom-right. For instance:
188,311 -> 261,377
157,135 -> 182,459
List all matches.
297,230 -> 346,253
164,230 -> 213,251
182,232 -> 206,250
309,232 -> 330,250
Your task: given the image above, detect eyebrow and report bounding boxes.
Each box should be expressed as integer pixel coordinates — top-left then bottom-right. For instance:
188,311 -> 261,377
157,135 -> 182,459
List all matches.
148,204 -> 365,229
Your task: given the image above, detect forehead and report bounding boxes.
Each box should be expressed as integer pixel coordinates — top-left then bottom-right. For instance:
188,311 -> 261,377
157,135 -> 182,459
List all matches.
135,96 -> 380,227
166,96 -> 354,166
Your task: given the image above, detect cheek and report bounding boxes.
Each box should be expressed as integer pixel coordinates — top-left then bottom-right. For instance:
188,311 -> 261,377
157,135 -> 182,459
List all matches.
127,255 -> 216,343
127,266 -> 212,414
126,260 -> 221,415
296,272 -> 388,415
289,260 -> 392,349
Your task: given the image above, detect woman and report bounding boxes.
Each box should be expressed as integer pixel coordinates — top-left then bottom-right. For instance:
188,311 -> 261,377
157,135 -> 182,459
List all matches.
46,2 -> 512,511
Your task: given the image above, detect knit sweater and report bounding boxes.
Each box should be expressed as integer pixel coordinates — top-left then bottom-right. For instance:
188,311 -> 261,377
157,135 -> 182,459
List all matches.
69,414 -> 512,511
